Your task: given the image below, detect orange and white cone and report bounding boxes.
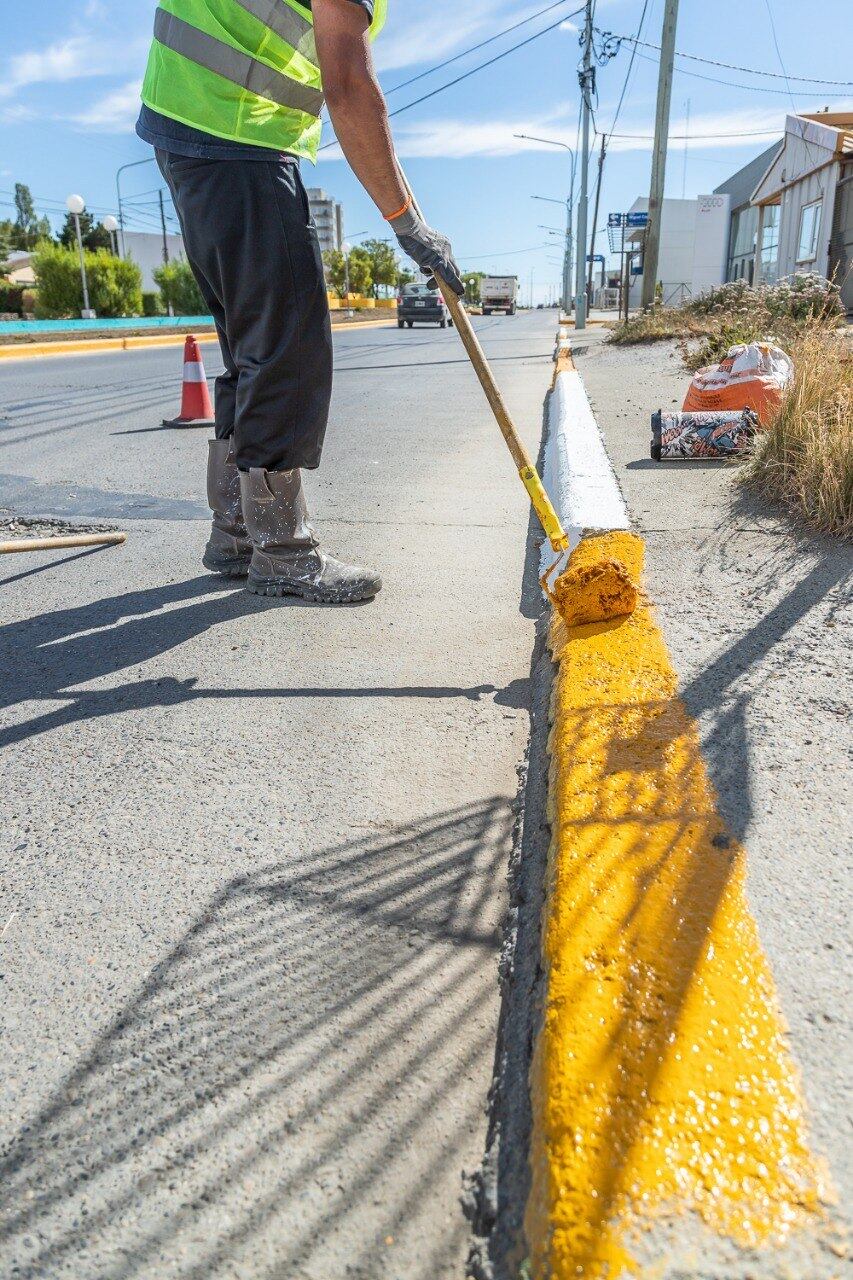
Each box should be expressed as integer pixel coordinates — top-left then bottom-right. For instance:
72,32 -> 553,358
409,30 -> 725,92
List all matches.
163,335 -> 216,428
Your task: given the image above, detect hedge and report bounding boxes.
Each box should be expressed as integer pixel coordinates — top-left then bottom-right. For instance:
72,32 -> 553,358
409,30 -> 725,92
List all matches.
153,259 -> 206,315
32,242 -> 143,318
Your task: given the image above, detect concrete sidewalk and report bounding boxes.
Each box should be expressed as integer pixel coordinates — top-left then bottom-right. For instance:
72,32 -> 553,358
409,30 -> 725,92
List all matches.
0,312 -> 555,1279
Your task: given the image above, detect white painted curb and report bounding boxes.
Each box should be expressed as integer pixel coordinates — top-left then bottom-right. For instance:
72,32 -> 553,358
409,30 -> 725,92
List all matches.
540,355 -> 630,580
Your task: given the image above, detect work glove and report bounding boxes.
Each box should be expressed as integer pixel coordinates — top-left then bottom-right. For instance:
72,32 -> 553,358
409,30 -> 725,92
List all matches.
388,205 -> 465,296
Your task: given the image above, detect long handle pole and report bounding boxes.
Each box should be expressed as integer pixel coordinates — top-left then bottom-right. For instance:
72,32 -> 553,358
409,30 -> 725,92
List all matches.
0,532 -> 127,555
397,166 -> 567,554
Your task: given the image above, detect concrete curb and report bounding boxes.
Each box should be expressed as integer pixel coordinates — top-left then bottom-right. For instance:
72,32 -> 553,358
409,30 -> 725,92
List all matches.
540,332 -> 629,583
0,317 -> 395,362
525,329 -> 835,1279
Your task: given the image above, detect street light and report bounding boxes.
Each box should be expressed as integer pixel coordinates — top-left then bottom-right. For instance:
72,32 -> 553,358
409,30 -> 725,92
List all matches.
101,214 -> 119,257
67,194 -> 96,320
516,133 -> 576,314
115,156 -> 155,258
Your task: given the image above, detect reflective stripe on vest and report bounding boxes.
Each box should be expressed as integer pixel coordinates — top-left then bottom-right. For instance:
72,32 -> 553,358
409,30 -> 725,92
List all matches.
233,0 -> 317,63
153,7 -> 324,117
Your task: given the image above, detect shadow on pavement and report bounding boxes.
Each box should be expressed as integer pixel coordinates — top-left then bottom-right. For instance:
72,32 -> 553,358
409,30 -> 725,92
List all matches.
678,534 -> 851,842
0,575 -> 529,749
0,800 -> 511,1280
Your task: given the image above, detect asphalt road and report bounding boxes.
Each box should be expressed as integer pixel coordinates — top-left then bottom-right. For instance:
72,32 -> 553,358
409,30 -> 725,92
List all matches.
0,311 -> 557,1280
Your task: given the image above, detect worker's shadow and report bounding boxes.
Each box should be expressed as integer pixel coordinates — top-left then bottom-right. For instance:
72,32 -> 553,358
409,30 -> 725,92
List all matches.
0,572 -> 529,750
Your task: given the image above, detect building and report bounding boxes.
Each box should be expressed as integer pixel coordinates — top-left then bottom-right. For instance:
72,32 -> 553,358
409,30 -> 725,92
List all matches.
122,230 -> 186,292
750,112 -> 853,314
624,193 -> 731,306
2,250 -> 36,286
713,141 -> 782,283
305,187 -> 344,255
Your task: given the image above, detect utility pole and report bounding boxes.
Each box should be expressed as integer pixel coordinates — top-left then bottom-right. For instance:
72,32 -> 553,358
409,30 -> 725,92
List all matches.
158,189 -> 170,264
574,0 -> 594,330
587,135 -> 607,304
641,0 -> 679,309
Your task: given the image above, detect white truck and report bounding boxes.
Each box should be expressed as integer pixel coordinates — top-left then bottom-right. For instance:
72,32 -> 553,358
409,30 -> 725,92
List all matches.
480,275 -> 518,316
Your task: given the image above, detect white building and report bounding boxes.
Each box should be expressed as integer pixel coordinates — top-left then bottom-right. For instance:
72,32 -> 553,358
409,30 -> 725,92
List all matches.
305,187 -> 344,255
624,193 -> 731,307
122,230 -> 186,292
751,112 -> 853,314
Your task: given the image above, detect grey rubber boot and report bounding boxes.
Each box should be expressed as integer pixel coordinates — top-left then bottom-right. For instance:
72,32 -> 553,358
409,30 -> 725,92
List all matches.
240,468 -> 382,603
202,439 -> 252,577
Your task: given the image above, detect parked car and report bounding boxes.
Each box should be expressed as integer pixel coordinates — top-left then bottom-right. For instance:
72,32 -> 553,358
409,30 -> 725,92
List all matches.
396,282 -> 454,328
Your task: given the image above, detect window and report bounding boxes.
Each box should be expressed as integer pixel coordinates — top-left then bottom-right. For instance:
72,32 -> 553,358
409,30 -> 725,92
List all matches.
760,205 -> 780,281
796,199 -> 822,262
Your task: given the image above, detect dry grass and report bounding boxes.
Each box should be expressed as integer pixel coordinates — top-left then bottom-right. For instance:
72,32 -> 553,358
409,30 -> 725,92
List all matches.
742,329 -> 853,537
608,275 -> 845,371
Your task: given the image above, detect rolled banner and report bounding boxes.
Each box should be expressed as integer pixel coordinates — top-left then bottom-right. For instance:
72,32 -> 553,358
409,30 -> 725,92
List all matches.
651,408 -> 759,461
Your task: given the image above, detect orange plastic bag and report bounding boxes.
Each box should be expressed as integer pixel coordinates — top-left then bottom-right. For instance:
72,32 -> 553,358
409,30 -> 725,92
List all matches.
683,342 -> 793,423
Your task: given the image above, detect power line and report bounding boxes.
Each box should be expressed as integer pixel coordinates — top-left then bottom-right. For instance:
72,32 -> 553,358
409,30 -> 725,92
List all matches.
627,47 -> 845,95
604,0 -> 651,140
384,0 -> 580,97
320,7 -> 584,151
608,128 -> 781,139
615,34 -> 853,86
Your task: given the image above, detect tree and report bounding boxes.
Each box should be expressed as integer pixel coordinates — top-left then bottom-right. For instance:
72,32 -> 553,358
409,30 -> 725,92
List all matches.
360,238 -> 398,298
12,183 -> 51,250
461,271 -> 485,306
322,247 -> 373,299
395,265 -> 415,292
0,220 -> 14,272
153,259 -> 206,315
59,209 -> 111,252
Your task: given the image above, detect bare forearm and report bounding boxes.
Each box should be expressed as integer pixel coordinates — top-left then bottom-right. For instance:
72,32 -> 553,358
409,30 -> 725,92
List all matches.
313,0 -> 406,217
325,75 -> 407,217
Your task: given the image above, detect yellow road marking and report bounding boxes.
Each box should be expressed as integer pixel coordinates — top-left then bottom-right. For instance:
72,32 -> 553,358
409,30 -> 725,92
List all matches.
0,318 -> 395,362
527,532 -> 829,1278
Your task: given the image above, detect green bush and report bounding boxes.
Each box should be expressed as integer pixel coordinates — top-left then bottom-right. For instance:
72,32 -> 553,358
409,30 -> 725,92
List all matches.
153,259 -> 206,315
33,242 -> 143,318
0,280 -> 25,315
142,290 -> 165,317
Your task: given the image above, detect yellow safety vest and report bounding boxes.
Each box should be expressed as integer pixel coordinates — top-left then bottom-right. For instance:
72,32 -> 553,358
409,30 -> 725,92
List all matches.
141,0 -> 387,161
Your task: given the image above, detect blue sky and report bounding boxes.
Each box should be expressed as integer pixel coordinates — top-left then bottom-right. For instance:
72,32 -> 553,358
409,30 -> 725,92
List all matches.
2,0 -> 851,302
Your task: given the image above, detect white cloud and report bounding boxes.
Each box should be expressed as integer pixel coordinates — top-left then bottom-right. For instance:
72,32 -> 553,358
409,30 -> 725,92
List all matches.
69,80 -> 143,133
0,34 -> 146,100
375,0 -> 574,74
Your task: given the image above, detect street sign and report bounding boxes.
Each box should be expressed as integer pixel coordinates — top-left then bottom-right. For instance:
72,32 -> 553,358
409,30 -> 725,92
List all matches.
607,213 -> 624,227
586,254 -> 605,264
627,212 -> 649,227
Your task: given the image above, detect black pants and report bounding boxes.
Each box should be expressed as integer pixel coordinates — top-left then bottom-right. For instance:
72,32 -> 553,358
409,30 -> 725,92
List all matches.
157,152 -> 332,472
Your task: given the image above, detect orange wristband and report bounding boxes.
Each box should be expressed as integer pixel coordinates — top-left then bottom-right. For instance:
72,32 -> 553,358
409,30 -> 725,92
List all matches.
384,195 -> 412,222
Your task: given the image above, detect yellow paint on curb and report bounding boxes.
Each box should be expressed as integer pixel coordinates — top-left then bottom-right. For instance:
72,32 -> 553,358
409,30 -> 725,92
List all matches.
0,317 -> 395,362
527,531 -> 829,1278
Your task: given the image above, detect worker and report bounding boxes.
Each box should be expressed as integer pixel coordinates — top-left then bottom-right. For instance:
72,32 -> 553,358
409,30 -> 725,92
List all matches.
136,0 -> 463,603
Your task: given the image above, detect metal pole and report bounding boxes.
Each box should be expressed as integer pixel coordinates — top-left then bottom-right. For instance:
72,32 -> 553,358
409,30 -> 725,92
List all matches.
574,0 -> 593,329
158,190 -> 170,264
587,135 -> 606,306
641,0 -> 680,309
621,220 -> 628,323
115,156 -> 155,259
73,212 -> 91,316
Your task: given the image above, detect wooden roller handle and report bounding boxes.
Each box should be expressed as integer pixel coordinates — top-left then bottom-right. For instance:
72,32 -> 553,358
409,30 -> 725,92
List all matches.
398,168 -> 533,473
0,531 -> 127,555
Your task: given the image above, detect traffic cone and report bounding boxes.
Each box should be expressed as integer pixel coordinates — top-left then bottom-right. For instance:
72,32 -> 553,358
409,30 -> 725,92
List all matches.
162,335 -> 216,428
